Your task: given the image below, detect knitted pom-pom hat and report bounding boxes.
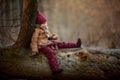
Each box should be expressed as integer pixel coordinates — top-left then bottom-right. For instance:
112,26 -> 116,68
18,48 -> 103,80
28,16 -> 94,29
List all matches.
36,11 -> 47,25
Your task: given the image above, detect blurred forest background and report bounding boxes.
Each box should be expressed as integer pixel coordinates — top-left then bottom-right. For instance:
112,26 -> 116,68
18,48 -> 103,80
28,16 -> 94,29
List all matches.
0,0 -> 120,49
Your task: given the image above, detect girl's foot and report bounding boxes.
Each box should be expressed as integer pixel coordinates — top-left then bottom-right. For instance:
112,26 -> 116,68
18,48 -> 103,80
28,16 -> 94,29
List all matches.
76,38 -> 82,48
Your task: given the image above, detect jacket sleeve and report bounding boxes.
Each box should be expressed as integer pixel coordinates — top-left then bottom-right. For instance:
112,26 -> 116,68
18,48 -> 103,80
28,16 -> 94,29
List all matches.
31,28 -> 40,52
45,27 -> 51,38
45,28 -> 58,40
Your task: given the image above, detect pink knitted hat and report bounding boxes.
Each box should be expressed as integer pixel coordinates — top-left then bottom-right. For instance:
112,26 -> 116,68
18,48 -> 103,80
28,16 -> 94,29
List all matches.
36,11 -> 47,25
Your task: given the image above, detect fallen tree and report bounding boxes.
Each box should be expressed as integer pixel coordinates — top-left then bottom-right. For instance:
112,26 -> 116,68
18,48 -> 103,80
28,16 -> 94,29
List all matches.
0,48 -> 120,80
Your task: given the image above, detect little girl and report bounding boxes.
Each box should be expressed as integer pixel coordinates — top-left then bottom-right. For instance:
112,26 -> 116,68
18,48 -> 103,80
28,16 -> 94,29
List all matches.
31,11 -> 81,75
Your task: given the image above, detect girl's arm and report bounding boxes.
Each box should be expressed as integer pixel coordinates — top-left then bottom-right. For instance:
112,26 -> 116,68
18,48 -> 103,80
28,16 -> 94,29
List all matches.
31,28 -> 40,56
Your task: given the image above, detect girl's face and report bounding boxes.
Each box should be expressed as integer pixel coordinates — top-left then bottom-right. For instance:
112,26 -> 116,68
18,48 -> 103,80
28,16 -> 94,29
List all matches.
40,22 -> 48,29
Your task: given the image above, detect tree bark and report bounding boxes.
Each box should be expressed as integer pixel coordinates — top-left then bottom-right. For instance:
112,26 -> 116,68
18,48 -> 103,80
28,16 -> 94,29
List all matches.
13,0 -> 38,48
0,48 -> 120,80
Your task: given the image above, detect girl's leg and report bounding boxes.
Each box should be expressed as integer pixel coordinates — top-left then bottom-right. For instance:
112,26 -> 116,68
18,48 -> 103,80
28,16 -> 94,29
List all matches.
49,38 -> 81,49
55,42 -> 77,48
40,46 -> 62,73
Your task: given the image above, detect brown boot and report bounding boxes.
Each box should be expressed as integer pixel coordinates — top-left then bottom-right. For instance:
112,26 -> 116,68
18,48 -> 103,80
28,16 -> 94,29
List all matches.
76,38 -> 82,48
52,69 -> 63,75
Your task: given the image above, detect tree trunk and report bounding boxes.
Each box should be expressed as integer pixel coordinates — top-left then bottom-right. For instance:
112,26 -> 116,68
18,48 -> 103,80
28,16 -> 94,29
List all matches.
0,48 -> 120,80
13,0 -> 38,48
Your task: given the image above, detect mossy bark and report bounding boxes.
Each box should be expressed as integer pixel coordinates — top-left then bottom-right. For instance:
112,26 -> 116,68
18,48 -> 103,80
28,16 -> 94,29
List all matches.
0,48 -> 120,80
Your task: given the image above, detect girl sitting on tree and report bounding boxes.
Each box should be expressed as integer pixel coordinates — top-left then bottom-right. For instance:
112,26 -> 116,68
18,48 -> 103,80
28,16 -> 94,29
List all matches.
31,11 -> 82,75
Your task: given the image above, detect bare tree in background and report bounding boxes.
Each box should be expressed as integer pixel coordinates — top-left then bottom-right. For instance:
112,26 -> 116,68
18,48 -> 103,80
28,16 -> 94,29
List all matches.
0,0 -> 22,47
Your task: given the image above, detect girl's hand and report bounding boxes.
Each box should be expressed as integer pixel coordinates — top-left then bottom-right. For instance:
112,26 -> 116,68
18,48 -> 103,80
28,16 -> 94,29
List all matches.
32,51 -> 37,56
51,34 -> 58,40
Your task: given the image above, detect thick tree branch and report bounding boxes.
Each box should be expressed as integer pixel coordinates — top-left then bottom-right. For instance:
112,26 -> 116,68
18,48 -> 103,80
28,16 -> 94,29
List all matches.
0,48 -> 120,80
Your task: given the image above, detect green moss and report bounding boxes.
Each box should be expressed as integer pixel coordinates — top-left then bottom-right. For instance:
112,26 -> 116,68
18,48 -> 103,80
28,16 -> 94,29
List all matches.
0,48 -> 32,61
0,48 -> 47,63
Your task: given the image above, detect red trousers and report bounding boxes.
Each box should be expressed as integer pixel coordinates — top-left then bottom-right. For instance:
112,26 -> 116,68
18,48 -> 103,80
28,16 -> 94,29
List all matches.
39,41 -> 79,72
